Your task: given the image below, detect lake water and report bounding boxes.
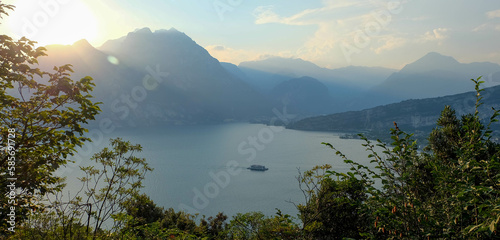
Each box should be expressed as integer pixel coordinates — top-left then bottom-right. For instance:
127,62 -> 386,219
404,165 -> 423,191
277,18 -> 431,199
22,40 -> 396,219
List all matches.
59,123 -> 374,220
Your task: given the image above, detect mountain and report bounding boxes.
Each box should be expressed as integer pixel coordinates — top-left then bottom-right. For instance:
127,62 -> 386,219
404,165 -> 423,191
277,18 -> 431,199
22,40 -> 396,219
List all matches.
38,39 -> 127,103
239,57 -> 323,79
368,52 -> 500,106
221,62 -> 293,94
237,54 -> 500,112
221,63 -> 336,115
220,62 -> 247,82
236,57 -> 396,112
38,28 -> 272,126
399,52 -> 500,76
289,83 -> 500,142
270,76 -> 334,115
239,57 -> 396,90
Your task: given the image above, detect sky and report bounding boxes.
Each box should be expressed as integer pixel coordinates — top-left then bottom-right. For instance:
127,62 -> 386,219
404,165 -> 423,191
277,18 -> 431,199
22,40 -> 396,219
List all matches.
1,0 -> 500,69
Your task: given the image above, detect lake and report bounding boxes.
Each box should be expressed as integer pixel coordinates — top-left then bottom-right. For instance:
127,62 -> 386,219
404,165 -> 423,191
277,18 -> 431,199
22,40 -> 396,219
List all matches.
58,123 -> 374,220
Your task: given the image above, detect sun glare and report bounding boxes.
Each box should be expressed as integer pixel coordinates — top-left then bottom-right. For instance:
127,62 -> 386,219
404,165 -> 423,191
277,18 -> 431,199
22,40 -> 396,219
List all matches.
8,0 -> 99,46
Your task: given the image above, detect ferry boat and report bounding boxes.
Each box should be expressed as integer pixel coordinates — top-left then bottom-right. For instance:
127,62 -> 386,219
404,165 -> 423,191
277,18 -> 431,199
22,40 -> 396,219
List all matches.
247,165 -> 268,171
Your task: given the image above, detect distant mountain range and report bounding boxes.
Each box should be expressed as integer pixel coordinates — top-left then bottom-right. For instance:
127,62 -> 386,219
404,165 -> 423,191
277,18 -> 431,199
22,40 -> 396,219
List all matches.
289,83 -> 500,142
238,57 -> 396,90
36,28 -> 500,128
366,52 -> 500,107
234,57 -> 396,112
228,53 -> 500,112
270,76 -> 333,115
39,28 -> 273,126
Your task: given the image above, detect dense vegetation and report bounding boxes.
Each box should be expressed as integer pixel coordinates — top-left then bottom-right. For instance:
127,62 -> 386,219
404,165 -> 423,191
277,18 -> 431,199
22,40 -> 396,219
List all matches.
2,3 -> 500,239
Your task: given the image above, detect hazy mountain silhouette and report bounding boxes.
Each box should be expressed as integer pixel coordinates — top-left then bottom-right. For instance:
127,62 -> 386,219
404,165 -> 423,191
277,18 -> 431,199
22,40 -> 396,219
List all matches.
290,83 -> 500,142
39,39 -> 126,102
368,52 -> 500,106
221,62 -> 293,94
239,57 -> 396,90
270,76 -> 334,115
36,31 -> 500,127
237,57 -> 396,112
222,63 -> 337,115
38,28 -> 273,126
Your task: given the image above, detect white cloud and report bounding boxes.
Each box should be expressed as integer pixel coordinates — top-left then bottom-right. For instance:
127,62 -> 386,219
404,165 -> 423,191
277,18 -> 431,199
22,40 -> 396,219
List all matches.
372,36 -> 407,54
205,45 -> 294,65
210,45 -> 226,51
253,6 -> 282,24
473,23 -> 489,32
252,0 -> 413,66
420,28 -> 450,42
251,1 -> 499,68
473,23 -> 500,32
487,9 -> 500,19
433,28 -> 449,39
320,0 -> 363,9
206,45 -> 257,64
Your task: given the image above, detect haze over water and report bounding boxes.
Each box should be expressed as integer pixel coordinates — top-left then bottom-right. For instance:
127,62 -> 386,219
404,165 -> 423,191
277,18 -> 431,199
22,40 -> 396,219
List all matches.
61,123 -> 373,218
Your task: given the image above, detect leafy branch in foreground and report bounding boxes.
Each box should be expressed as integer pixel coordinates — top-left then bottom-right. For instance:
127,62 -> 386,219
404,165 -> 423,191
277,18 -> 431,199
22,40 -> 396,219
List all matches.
78,138 -> 152,239
0,4 -> 101,235
314,77 -> 500,239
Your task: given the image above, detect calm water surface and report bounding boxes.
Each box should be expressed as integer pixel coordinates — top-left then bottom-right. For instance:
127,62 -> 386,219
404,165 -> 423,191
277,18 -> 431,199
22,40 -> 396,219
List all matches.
61,123 -> 373,219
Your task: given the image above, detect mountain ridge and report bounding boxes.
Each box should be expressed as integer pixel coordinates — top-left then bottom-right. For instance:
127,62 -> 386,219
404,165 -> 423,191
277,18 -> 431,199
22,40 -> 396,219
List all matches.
36,31 -> 500,127
38,28 -> 274,126
289,82 -> 500,142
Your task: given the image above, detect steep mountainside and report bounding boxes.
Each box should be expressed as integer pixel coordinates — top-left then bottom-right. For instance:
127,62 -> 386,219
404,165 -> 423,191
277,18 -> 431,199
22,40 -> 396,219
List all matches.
38,28 -> 273,126
289,84 -> 500,141
367,52 -> 500,106
270,76 -> 334,115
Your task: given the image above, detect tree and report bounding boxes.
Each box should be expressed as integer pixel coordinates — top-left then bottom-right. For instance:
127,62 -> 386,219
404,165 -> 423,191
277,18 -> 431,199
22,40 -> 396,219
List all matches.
78,138 -> 152,239
198,212 -> 228,239
296,165 -> 368,239
322,78 -> 500,239
226,212 -> 267,239
8,139 -> 153,240
0,3 -> 101,235
226,210 -> 300,239
119,193 -> 165,238
423,78 -> 500,238
122,193 -> 164,228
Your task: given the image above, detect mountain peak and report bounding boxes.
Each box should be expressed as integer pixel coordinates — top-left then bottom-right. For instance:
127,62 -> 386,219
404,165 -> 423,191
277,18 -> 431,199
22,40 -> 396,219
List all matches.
400,52 -> 460,73
423,51 -> 445,57
134,27 -> 153,35
120,27 -> 194,50
168,27 -> 179,32
122,27 -> 154,44
72,39 -> 94,50
420,52 -> 458,62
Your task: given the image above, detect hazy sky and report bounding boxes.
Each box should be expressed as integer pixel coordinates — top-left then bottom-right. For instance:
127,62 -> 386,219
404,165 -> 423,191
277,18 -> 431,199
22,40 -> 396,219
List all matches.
1,0 -> 500,69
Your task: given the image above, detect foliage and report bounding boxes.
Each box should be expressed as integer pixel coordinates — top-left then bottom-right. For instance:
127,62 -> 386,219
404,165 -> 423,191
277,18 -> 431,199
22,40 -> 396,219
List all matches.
0,3 -> 101,236
9,207 -> 90,240
78,138 -> 152,238
120,193 -> 165,234
226,210 -> 300,239
159,208 -> 198,234
198,212 -> 229,239
4,3 -> 500,239
297,165 -> 368,239
4,138 -> 151,240
321,77 -> 500,239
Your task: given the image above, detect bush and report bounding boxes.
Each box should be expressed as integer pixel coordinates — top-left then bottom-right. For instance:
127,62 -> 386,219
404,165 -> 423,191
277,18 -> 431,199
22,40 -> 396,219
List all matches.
319,78 -> 500,239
